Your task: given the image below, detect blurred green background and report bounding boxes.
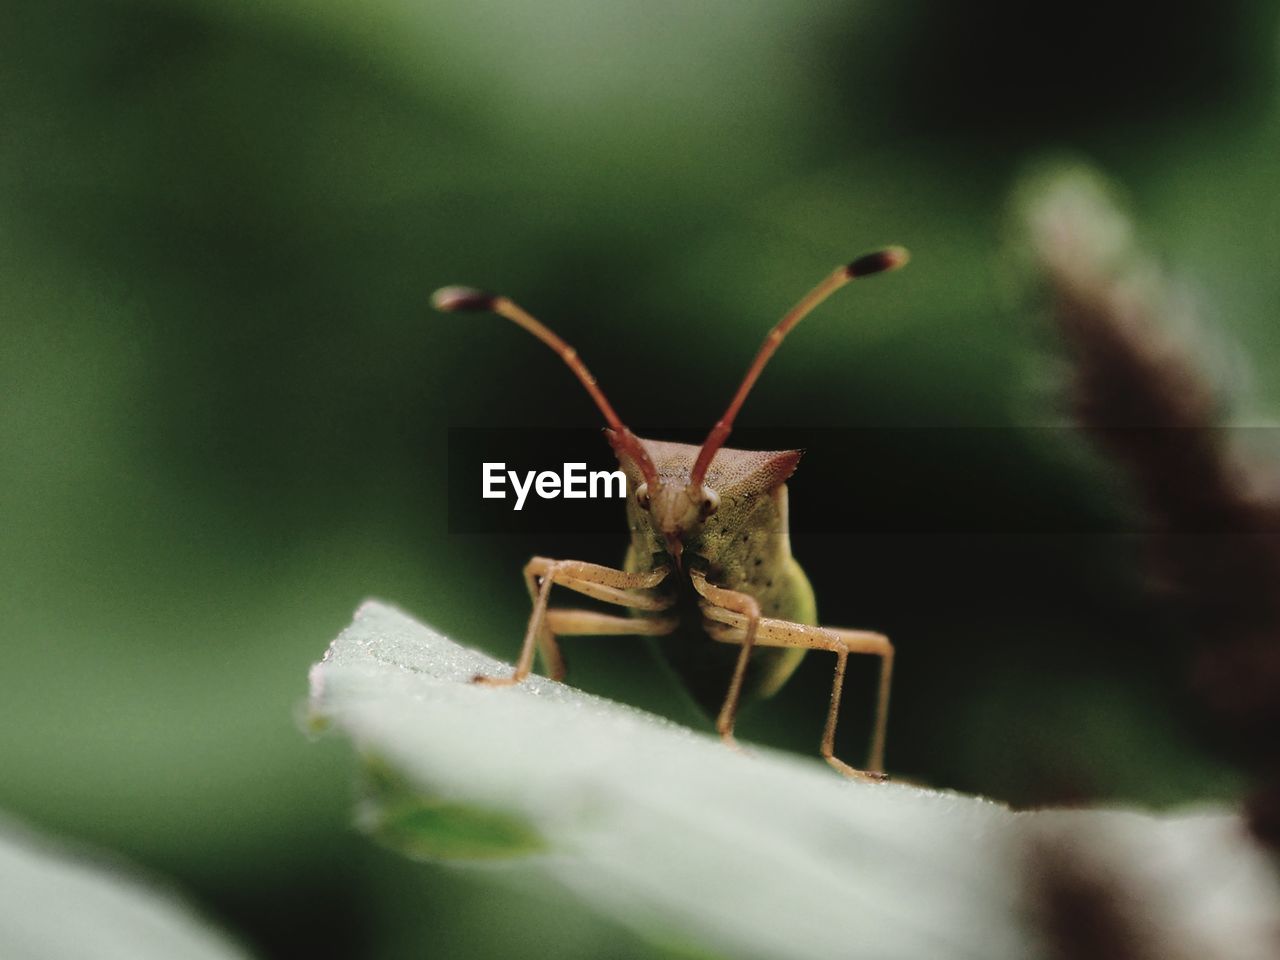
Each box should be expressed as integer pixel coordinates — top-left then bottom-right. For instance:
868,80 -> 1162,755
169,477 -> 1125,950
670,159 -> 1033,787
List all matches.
3,0 -> 1279,956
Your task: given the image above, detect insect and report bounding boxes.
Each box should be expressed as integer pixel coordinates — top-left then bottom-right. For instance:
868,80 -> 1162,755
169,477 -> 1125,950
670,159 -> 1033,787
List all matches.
432,247 -> 907,780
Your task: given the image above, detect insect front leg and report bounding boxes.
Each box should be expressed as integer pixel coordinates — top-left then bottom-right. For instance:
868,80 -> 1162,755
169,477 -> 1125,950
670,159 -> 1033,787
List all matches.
475,558 -> 673,686
703,608 -> 894,782
688,569 -> 760,749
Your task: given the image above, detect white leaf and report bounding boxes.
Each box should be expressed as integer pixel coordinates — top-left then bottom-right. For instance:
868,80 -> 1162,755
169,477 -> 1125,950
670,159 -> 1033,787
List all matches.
309,600 -> 1280,960
0,817 -> 251,960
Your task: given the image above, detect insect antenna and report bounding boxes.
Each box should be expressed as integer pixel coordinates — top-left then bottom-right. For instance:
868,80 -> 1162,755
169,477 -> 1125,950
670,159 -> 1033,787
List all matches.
431,285 -> 660,486
689,247 -> 910,488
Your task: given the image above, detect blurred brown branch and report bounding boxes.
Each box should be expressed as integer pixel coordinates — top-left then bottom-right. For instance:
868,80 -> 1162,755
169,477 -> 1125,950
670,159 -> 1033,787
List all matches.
1025,169 -> 1280,847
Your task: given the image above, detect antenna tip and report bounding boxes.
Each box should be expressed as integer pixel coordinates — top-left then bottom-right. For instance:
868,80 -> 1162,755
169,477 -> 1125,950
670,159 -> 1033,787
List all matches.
845,246 -> 910,279
431,286 -> 498,312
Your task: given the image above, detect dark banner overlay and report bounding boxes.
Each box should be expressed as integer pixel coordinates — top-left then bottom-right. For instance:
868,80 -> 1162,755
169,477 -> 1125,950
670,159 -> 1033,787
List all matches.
447,427 -> 1280,535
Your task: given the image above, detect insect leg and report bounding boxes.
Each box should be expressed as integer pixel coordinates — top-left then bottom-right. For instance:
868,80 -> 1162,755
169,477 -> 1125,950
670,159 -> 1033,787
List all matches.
522,561 -> 565,681
545,609 -> 678,636
516,608 -> 678,682
689,570 -> 761,749
525,557 -> 672,609
475,558 -> 673,687
704,612 -> 893,781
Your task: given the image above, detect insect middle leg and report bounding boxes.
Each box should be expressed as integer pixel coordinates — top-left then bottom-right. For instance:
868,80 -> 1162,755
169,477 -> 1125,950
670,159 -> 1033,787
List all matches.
475,557 -> 674,686
702,604 -> 894,782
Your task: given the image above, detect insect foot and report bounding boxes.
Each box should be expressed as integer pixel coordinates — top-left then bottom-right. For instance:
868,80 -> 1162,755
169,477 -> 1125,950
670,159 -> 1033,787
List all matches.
471,673 -> 522,687
826,756 -> 890,783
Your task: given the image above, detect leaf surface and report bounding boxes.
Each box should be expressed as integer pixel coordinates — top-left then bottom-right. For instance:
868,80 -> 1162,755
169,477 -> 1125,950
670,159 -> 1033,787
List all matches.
309,600 -> 1280,960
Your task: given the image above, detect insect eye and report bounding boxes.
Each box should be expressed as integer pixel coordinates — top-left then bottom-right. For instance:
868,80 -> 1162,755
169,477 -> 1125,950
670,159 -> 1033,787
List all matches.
699,487 -> 720,519
635,483 -> 650,510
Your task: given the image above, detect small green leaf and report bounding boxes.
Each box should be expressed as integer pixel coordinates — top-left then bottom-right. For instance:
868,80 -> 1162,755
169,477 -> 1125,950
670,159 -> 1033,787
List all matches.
358,756 -> 545,860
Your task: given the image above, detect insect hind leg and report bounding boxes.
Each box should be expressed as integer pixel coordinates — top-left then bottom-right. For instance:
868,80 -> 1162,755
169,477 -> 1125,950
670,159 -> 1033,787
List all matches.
704,610 -> 893,781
